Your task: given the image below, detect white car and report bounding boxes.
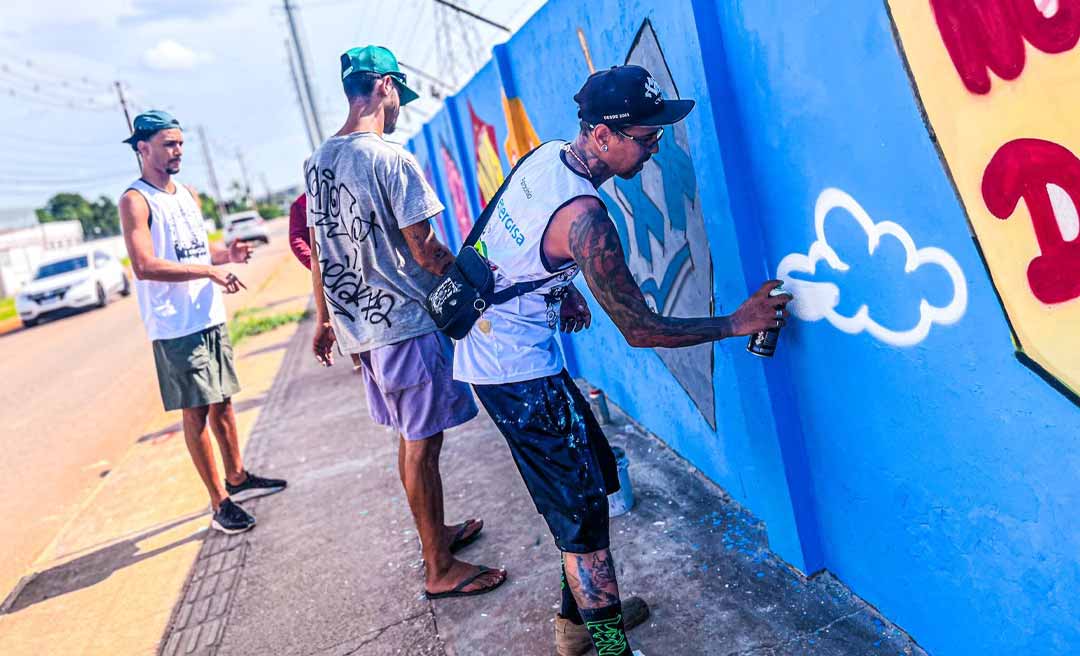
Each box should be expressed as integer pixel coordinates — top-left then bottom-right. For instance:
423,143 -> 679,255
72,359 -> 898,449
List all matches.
15,249 -> 130,327
223,211 -> 270,245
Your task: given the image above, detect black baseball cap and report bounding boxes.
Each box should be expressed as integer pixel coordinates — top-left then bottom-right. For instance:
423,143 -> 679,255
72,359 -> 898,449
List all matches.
574,65 -> 695,128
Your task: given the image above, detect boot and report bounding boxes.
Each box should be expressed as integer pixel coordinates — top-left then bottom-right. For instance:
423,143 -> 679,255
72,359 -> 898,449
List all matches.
554,596 -> 650,656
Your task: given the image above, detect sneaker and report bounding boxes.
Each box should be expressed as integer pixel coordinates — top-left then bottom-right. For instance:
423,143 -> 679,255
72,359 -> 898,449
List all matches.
555,596 -> 650,656
211,498 -> 256,534
225,470 -> 287,503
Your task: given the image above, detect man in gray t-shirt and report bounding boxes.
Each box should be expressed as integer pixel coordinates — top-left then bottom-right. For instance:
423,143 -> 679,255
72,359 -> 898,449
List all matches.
305,131 -> 440,351
307,45 -> 505,601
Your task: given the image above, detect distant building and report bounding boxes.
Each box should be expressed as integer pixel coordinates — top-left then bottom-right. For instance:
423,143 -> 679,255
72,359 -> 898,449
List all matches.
0,212 -> 85,297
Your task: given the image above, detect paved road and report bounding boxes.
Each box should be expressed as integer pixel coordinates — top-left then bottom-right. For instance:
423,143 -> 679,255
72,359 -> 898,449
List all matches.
0,219 -> 294,599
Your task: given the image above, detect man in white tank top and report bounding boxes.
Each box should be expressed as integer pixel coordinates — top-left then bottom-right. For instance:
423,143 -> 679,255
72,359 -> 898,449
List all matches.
454,66 -> 794,656
119,111 -> 286,536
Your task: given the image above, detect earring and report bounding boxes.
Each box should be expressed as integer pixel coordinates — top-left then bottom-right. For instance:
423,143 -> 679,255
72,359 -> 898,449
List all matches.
601,144 -> 608,152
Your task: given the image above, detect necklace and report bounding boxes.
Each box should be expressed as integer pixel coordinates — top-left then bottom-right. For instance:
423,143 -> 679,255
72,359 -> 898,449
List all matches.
563,143 -> 592,179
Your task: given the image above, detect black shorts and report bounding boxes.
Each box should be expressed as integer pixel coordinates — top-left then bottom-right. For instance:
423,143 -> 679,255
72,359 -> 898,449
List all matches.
473,370 -> 620,553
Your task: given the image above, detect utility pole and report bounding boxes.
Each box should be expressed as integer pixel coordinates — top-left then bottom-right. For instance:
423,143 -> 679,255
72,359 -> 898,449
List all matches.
286,38 -> 317,151
236,149 -> 253,207
283,0 -> 325,141
434,0 -> 511,33
196,125 -> 228,222
260,173 -> 273,204
115,81 -> 140,168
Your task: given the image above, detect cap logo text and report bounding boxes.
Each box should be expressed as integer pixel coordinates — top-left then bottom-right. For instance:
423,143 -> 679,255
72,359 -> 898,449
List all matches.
644,76 -> 662,103
603,112 -> 631,120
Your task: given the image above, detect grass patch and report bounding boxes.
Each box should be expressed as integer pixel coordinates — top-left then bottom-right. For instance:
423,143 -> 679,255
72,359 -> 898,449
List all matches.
228,308 -> 309,345
0,297 -> 15,322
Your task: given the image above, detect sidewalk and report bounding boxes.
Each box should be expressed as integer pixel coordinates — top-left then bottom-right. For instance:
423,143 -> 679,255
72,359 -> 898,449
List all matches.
0,245 -> 310,656
160,317 -> 928,656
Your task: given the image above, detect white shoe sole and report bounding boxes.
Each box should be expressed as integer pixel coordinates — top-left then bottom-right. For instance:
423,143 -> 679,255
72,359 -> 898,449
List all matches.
228,485 -> 286,503
210,518 -> 256,534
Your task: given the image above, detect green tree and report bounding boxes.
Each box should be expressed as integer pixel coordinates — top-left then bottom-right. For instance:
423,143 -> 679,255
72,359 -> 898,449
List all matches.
256,202 -> 284,219
36,193 -> 122,239
199,194 -> 222,228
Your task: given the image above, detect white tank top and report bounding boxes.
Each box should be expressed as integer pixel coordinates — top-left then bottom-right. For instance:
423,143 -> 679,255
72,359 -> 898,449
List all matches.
454,141 -> 599,384
126,179 -> 225,341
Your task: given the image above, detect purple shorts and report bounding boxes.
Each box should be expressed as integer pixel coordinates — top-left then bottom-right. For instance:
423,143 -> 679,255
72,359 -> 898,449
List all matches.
356,331 -> 478,440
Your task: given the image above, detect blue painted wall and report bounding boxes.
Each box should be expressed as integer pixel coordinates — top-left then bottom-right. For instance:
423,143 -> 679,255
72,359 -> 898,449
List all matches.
408,1 -> 1080,654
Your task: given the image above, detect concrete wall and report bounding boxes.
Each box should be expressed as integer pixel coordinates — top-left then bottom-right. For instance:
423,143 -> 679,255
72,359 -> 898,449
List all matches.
408,1 -> 1080,654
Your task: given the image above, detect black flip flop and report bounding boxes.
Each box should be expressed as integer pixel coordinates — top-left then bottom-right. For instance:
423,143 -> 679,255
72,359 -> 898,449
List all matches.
449,519 -> 484,554
424,566 -> 507,600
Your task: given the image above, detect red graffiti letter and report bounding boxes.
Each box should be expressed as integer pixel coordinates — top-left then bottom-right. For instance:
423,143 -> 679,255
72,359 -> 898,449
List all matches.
983,138 -> 1080,305
931,0 -> 1080,94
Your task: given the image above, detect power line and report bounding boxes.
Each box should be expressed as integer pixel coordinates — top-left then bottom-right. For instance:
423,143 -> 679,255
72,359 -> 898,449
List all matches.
0,52 -> 113,94
434,0 -> 510,33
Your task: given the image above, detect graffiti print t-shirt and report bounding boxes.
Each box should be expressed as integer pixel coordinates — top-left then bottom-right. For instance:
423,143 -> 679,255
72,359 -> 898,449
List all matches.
454,141 -> 599,384
306,132 -> 445,353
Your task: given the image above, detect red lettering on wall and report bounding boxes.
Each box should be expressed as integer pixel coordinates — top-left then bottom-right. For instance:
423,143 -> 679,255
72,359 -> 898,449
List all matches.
930,0 -> 1080,94
983,138 -> 1080,304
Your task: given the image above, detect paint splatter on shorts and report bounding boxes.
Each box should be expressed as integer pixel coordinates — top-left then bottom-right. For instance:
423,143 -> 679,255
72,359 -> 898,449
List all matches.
472,370 -> 620,553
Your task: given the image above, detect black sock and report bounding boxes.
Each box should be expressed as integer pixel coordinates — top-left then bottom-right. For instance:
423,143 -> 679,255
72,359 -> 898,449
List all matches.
578,602 -> 632,656
560,557 -> 583,624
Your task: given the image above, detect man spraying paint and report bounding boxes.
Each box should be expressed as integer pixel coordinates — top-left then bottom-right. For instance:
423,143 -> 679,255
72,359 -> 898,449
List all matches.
452,65 -> 792,655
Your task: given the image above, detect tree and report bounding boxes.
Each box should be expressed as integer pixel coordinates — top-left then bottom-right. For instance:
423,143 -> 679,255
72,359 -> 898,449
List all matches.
36,193 -> 122,239
199,194 -> 222,228
256,202 -> 285,219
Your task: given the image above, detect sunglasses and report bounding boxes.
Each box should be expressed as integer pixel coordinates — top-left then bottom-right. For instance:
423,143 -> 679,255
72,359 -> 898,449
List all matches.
616,126 -> 664,147
588,123 -> 664,148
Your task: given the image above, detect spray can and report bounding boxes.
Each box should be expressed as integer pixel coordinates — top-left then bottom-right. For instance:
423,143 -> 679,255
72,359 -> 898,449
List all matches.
588,388 -> 611,424
747,284 -> 794,358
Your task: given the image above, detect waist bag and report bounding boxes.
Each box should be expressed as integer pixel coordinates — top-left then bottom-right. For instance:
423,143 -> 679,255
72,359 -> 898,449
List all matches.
424,147 -> 557,340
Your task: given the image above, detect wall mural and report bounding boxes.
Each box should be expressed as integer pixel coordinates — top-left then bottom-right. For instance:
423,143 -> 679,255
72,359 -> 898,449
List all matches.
778,188 -> 968,346
469,101 -> 504,209
598,19 -> 717,428
889,0 -> 1080,402
439,141 -> 474,238
422,162 -> 450,246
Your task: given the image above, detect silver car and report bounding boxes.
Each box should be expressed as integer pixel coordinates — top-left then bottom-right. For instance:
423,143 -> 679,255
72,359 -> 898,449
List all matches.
223,211 -> 270,245
15,250 -> 131,327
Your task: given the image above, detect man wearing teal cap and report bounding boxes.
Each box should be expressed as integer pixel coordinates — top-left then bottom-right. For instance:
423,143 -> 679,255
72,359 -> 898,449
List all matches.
306,46 -> 506,599
119,110 -> 287,536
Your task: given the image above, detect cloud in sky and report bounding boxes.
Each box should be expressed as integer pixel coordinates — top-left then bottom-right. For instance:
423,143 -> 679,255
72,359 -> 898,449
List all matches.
777,187 -> 967,347
142,39 -> 209,71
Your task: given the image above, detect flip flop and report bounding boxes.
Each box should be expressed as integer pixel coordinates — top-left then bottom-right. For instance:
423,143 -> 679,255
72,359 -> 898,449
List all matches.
449,518 -> 484,554
424,565 -> 507,600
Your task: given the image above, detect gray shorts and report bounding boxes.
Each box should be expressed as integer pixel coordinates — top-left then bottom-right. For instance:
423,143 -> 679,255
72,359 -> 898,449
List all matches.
357,331 -> 478,440
152,324 -> 241,411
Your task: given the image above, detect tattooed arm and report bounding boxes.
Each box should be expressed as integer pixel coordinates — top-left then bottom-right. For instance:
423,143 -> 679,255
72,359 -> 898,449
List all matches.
550,197 -> 789,348
401,219 -> 455,276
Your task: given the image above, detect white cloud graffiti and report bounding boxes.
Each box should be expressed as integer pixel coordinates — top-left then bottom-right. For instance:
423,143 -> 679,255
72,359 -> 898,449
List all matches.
777,187 -> 967,347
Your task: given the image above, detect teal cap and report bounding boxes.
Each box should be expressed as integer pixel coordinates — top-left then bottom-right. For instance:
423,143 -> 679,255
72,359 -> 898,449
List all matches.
122,110 -> 181,144
340,45 -> 419,105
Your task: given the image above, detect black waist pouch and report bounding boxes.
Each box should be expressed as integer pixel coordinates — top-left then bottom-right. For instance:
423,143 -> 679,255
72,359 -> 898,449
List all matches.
423,145 -> 556,340
425,246 -> 494,340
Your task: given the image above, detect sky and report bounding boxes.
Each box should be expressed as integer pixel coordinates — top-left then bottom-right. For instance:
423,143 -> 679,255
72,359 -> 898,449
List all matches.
0,0 -> 546,212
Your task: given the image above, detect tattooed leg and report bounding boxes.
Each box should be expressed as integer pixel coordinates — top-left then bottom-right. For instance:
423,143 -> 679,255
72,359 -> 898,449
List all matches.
565,549 -> 633,656
564,549 -> 620,609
